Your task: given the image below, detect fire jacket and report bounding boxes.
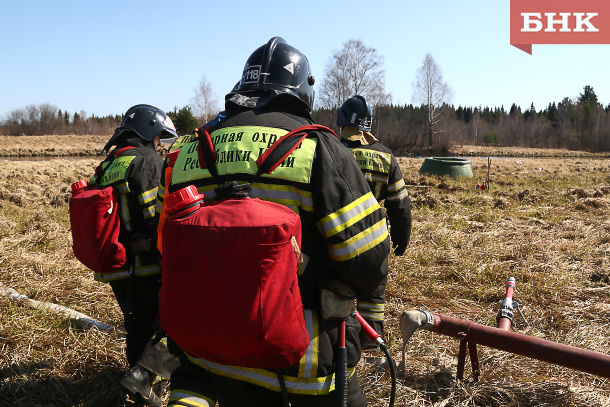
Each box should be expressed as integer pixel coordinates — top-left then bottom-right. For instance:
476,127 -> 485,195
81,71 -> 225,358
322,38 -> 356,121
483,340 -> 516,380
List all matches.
89,137 -> 163,282
157,104 -> 390,399
340,131 -> 412,253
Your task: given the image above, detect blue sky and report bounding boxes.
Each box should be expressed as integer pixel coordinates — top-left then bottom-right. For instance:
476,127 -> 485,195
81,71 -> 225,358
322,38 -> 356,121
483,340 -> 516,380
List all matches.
1,1 -> 609,119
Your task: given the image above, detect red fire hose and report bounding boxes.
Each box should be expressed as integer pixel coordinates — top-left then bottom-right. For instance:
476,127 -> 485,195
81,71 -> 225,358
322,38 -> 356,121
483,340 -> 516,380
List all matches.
429,312 -> 610,380
355,312 -> 396,407
400,277 -> 610,381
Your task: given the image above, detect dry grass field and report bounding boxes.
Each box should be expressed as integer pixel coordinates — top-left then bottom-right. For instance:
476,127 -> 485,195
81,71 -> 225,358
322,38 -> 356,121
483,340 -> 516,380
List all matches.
0,135 -> 108,157
1,135 -> 610,406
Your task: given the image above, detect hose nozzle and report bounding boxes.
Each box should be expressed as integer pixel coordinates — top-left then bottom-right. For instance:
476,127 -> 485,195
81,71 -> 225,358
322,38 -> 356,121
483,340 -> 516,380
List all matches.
400,309 -> 434,366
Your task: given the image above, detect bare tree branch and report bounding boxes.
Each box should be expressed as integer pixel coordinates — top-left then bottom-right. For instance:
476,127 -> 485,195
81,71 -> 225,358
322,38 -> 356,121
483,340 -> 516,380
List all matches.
318,39 -> 391,110
412,53 -> 454,146
191,75 -> 221,126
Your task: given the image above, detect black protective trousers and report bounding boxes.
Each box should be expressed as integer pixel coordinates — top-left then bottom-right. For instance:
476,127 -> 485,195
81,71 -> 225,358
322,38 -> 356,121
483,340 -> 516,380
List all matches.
169,356 -> 368,407
110,275 -> 179,377
213,373 -> 367,407
357,258 -> 389,347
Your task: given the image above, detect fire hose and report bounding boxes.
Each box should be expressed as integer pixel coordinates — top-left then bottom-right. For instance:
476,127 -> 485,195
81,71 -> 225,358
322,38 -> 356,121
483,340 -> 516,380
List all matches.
336,313 -> 396,407
320,279 -> 396,406
400,277 -> 610,381
355,312 -> 396,407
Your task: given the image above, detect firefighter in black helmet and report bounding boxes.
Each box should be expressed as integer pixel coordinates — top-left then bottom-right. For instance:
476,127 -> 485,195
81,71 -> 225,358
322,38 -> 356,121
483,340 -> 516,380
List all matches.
338,95 -> 412,348
159,37 -> 389,407
90,104 -> 180,406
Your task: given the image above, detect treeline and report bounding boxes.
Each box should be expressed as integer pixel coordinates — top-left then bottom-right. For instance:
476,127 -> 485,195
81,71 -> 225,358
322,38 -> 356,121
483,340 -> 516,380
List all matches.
0,103 -> 122,137
3,86 -> 610,154
0,104 -> 201,139
315,86 -> 610,155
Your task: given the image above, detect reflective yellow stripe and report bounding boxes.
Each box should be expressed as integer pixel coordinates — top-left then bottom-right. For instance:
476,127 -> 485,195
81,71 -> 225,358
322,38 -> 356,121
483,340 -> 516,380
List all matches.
188,353 -> 354,395
358,302 -> 384,311
386,188 -> 409,202
329,218 -> 389,261
364,173 -> 388,184
298,309 -> 319,378
138,187 -> 158,205
155,181 -> 166,215
388,178 -> 405,192
155,198 -> 163,214
94,270 -> 130,281
386,178 -> 408,202
143,205 -> 155,220
317,192 -> 380,237
93,256 -> 160,282
116,182 -> 130,194
357,302 -> 385,321
118,185 -> 132,232
358,311 -> 384,321
250,184 -> 313,212
169,389 -> 214,407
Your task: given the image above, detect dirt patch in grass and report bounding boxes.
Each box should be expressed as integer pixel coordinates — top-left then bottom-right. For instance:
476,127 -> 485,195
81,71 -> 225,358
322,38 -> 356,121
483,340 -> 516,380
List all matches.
1,153 -> 610,406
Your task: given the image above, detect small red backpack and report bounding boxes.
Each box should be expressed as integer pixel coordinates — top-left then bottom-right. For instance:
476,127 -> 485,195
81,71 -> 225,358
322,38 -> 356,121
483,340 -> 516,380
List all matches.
69,146 -> 134,274
159,125 -> 335,369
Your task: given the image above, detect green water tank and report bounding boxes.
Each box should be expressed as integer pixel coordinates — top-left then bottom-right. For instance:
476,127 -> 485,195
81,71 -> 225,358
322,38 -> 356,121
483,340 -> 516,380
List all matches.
419,157 -> 473,178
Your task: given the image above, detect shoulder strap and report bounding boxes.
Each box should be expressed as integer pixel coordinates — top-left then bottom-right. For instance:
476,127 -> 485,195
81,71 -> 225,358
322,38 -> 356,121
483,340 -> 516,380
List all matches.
255,125 -> 336,177
196,128 -> 219,179
197,124 -> 337,183
113,146 -> 137,157
166,148 -> 181,168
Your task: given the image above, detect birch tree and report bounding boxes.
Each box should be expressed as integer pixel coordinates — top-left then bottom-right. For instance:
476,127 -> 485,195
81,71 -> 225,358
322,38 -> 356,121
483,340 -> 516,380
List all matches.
412,53 -> 454,146
191,75 -> 220,126
318,39 -> 391,110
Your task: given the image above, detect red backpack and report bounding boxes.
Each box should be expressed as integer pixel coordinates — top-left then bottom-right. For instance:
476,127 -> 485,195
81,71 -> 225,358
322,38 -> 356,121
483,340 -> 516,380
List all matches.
159,125 -> 335,369
69,146 -> 134,274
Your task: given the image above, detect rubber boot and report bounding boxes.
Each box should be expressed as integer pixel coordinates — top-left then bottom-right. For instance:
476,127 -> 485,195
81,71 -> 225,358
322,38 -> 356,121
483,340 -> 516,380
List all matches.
120,364 -> 163,407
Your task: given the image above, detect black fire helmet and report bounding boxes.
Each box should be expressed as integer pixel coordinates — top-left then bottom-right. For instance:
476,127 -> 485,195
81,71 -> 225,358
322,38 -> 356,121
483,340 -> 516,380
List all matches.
337,95 -> 373,132
103,104 -> 178,152
231,37 -> 315,112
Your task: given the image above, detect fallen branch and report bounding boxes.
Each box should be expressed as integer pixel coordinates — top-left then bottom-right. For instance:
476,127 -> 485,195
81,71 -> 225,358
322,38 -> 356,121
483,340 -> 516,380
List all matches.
0,284 -> 112,331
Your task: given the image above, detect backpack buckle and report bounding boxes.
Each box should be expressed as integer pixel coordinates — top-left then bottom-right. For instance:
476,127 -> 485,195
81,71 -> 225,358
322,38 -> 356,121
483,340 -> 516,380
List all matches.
215,181 -> 251,199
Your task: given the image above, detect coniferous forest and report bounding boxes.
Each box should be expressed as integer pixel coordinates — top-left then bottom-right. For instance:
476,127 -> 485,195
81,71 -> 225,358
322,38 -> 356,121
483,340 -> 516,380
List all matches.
2,85 -> 609,155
